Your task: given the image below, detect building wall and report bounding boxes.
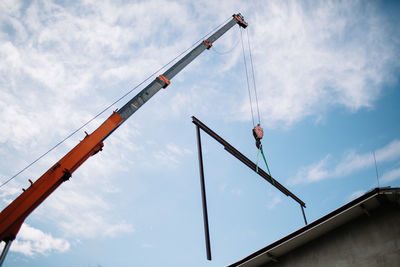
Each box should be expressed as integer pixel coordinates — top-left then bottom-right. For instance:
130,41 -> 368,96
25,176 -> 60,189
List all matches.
265,202 -> 400,267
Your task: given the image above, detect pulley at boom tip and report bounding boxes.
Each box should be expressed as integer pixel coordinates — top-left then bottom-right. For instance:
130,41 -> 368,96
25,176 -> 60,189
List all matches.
233,13 -> 248,28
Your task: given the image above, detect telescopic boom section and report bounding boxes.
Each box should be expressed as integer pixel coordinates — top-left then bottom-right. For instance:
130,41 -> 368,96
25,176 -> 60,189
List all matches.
117,13 -> 247,122
0,14 -> 248,245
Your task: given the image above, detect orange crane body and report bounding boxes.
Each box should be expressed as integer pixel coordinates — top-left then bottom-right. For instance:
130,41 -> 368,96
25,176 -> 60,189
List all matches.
0,112 -> 123,241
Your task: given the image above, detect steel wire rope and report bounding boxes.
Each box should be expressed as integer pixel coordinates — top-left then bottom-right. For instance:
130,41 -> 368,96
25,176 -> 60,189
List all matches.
246,29 -> 261,125
240,26 -> 255,127
0,16 -> 232,189
243,29 -> 272,178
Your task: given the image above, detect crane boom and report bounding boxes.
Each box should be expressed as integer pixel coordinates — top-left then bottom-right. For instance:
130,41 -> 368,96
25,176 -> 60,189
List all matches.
0,13 -> 248,260
117,14 -> 247,124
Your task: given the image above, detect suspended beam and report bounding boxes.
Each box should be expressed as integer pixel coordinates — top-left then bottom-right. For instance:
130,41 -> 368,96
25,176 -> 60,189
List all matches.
191,116 -> 306,208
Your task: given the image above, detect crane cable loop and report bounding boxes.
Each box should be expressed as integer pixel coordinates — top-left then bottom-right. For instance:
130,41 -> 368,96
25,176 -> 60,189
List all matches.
211,38 -> 240,55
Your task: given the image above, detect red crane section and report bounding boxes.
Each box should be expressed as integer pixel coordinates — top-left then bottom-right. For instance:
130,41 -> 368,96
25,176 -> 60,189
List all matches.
0,112 -> 123,242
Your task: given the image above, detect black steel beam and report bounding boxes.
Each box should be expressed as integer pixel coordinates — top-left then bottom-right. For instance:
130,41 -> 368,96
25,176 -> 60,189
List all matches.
301,205 -> 308,225
191,116 -> 305,208
195,125 -> 212,260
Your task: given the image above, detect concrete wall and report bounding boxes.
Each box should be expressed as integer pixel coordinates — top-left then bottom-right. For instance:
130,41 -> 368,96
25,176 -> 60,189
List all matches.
265,202 -> 400,267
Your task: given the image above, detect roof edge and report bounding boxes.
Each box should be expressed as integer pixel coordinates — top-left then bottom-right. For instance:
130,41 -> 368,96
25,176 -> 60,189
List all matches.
228,187 -> 399,267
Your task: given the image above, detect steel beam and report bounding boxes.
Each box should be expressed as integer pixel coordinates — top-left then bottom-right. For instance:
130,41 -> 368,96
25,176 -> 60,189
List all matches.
195,125 -> 212,260
301,205 -> 308,225
191,116 -> 305,208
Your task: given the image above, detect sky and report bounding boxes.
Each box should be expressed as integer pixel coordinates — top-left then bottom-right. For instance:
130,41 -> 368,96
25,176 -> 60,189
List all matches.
0,0 -> 399,266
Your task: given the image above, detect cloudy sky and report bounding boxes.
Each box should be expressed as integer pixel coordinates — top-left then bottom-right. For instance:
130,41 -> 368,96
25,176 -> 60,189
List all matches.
1,0 -> 399,266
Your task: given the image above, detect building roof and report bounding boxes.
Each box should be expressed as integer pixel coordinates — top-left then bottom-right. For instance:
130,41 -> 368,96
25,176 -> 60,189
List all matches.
228,187 -> 400,267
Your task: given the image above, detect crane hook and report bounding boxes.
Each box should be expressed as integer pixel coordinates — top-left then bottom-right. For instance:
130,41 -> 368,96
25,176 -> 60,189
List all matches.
252,124 -> 263,149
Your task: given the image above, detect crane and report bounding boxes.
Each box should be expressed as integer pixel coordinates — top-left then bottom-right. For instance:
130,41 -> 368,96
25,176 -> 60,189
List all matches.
0,13 -> 248,265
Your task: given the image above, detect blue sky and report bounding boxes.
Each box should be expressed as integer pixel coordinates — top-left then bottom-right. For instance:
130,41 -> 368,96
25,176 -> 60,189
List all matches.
0,0 -> 399,266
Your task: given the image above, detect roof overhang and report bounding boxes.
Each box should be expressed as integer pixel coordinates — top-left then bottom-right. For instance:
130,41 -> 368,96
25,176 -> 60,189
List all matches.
229,187 -> 400,267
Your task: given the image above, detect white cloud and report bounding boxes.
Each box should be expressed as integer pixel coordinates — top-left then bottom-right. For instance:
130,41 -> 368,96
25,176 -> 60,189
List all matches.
236,1 -> 399,127
266,195 -> 282,210
289,140 -> 400,185
141,243 -> 154,249
380,167 -> 400,184
0,0 -> 202,151
348,190 -> 366,201
375,141 -> 400,162
137,1 -> 400,127
36,182 -> 134,239
11,223 -> 70,256
33,144 -> 136,239
231,188 -> 242,196
152,143 -> 192,169
335,140 -> 400,177
0,177 -> 23,202
293,155 -> 332,184
0,131 -> 137,243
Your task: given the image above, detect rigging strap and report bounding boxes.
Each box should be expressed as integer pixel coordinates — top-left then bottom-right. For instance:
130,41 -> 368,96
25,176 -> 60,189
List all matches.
256,145 -> 274,185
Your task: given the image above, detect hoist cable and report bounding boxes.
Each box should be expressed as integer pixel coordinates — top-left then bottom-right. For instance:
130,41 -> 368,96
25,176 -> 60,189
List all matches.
246,29 -> 261,125
242,29 -> 271,179
240,27 -> 255,127
0,16 -> 232,189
